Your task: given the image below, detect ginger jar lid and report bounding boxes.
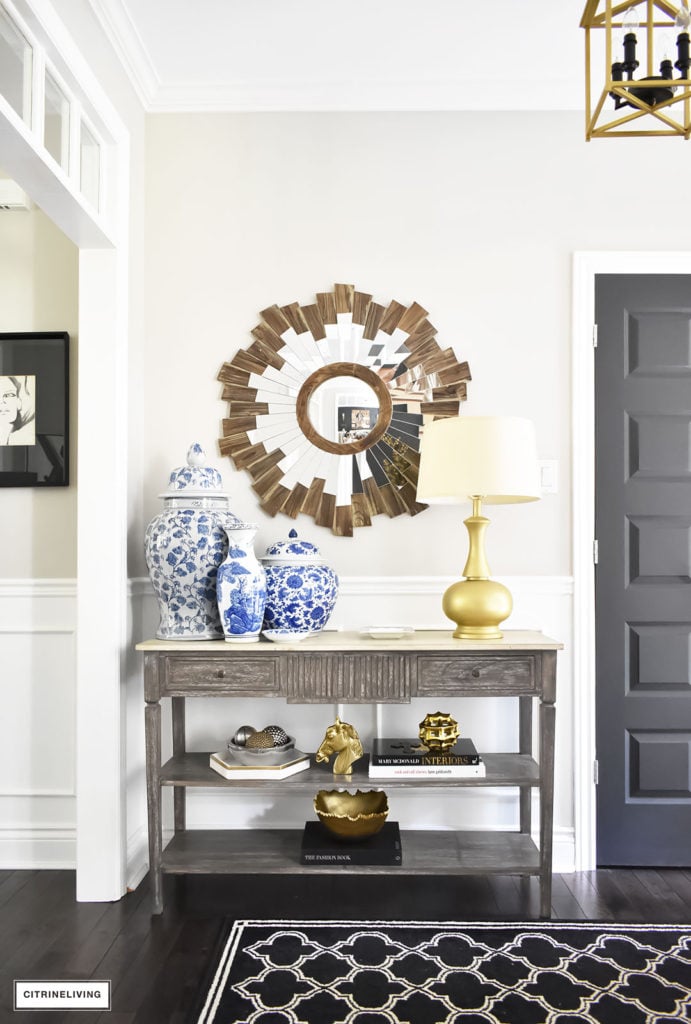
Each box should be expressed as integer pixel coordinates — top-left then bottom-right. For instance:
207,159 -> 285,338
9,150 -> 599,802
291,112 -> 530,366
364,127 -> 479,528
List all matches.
158,443 -> 239,514
262,529 -> 326,565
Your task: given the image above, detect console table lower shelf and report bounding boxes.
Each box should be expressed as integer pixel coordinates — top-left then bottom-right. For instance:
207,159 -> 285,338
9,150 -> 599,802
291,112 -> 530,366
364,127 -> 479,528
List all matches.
161,828 -> 541,876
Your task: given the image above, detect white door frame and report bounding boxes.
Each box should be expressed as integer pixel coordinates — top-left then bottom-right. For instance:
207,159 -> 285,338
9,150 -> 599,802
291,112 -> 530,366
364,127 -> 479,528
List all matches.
571,251 -> 691,871
1,0 -> 131,899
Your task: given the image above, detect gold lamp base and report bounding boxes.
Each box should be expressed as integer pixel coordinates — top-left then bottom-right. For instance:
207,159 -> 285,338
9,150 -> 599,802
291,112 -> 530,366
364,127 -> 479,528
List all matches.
442,578 -> 513,640
442,497 -> 513,641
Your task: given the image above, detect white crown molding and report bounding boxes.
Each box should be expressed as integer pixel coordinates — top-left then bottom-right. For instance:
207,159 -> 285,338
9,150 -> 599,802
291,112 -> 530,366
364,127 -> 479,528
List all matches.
78,0 -> 582,116
147,78 -> 582,115
86,0 -> 160,110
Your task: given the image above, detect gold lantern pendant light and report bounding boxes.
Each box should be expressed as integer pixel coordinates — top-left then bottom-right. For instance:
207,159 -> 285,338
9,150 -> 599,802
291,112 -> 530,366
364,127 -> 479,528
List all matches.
582,0 -> 691,138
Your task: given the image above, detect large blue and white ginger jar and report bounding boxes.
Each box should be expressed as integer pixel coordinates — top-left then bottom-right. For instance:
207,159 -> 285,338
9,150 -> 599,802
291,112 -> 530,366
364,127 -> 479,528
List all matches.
217,526 -> 267,643
144,443 -> 247,640
262,529 -> 339,634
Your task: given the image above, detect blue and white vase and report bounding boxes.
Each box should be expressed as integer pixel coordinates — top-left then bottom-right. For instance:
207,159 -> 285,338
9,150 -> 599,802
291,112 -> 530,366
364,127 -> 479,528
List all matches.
217,526 -> 267,643
262,529 -> 339,634
144,443 -> 247,640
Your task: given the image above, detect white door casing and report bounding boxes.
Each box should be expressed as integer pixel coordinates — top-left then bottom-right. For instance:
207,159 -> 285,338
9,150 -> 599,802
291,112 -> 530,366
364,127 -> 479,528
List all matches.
1,0 -> 131,900
571,251 -> 691,871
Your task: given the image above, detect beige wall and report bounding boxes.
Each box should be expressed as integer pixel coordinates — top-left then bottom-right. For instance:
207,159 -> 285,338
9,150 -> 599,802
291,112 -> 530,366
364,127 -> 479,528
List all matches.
0,206 -> 78,577
140,110 -> 682,579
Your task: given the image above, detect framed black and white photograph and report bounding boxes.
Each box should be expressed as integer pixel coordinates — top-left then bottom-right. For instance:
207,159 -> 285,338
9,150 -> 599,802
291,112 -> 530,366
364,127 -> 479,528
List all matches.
0,332 -> 69,487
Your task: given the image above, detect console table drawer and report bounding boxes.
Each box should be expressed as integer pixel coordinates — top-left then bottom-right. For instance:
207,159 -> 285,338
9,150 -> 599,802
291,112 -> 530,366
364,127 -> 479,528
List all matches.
163,656 -> 279,696
417,655 -> 536,695
287,653 -> 411,702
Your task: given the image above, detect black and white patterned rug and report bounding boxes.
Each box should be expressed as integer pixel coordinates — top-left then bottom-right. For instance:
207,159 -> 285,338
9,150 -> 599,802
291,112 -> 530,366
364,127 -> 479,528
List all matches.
192,919 -> 691,1024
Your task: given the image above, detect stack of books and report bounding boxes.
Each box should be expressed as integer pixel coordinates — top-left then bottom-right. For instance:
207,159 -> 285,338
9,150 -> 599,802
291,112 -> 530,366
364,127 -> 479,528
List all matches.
368,737 -> 486,779
300,821 -> 402,865
209,746 -> 310,780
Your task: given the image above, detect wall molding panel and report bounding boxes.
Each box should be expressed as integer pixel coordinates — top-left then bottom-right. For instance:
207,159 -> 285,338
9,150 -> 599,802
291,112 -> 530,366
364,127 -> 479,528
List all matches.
0,580 -> 77,869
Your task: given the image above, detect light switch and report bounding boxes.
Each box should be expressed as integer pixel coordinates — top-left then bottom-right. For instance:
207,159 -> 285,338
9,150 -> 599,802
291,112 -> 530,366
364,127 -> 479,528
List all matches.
539,460 -> 558,494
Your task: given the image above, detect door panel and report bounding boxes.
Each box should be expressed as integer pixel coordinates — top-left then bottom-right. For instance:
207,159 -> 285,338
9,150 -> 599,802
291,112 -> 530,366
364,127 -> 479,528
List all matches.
595,274 -> 691,866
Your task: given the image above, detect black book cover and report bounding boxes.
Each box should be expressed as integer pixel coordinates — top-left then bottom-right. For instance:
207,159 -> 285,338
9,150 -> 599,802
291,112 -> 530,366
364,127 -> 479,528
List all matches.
300,821 -> 402,865
371,737 -> 480,765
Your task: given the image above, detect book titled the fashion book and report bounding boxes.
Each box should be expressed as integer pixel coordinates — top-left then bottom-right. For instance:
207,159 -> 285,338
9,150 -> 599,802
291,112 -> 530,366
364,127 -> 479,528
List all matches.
370,737 -> 481,766
300,820 -> 402,866
209,749 -> 310,781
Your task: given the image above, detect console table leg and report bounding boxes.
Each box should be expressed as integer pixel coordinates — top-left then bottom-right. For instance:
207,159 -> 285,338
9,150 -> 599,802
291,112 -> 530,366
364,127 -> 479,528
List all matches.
145,701 -> 163,914
172,697 -> 186,832
539,699 -> 556,918
519,696 -> 532,835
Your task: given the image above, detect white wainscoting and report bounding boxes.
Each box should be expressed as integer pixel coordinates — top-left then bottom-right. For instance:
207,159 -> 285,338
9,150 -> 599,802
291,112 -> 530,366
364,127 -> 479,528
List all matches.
0,580 -> 77,868
0,577 -> 574,878
129,574 -> 575,881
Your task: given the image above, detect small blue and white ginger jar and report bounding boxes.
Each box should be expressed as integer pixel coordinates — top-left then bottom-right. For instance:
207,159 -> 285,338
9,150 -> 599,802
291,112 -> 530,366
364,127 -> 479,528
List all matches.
262,529 -> 339,634
144,443 -> 247,640
217,525 -> 267,643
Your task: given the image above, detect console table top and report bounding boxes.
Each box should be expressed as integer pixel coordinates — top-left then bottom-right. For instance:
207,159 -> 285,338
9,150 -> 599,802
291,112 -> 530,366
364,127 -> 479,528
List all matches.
136,629 -> 562,653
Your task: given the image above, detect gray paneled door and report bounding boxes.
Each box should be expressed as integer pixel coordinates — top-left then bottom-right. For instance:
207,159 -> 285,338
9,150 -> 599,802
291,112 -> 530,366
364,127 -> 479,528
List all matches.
595,274 -> 691,866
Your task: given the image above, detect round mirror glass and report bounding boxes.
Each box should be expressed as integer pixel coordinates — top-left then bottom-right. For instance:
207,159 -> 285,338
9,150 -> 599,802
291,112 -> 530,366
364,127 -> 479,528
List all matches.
307,376 -> 380,446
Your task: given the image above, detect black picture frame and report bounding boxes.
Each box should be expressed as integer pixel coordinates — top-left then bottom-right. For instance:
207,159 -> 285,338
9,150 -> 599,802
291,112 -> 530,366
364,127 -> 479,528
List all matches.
0,332 -> 69,487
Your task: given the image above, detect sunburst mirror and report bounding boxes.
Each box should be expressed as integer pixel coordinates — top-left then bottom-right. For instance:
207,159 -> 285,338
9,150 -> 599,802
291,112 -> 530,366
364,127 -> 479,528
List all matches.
218,283 -> 471,536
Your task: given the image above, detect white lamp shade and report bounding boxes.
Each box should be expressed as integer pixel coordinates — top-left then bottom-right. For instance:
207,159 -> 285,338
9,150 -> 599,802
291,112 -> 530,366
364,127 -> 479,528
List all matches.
416,416 -> 541,505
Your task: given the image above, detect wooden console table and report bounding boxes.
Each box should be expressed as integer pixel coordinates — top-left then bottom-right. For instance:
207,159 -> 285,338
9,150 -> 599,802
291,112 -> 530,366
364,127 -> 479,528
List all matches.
137,630 -> 561,916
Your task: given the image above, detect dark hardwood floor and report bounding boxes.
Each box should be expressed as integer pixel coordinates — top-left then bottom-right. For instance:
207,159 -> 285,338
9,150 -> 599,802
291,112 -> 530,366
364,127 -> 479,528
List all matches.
1,867 -> 690,1024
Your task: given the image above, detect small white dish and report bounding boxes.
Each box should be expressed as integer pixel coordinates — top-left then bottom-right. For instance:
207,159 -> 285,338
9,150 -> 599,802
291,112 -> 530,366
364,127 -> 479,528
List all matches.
262,629 -> 317,644
361,626 -> 415,640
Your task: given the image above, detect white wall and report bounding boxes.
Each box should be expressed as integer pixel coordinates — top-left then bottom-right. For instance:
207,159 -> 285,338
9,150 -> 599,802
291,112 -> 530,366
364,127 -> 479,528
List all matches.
0,206 -> 78,576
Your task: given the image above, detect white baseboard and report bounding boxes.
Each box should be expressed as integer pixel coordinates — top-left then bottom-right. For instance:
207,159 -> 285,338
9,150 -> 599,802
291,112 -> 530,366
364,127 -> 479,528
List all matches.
126,825 -> 149,891
0,828 -> 76,869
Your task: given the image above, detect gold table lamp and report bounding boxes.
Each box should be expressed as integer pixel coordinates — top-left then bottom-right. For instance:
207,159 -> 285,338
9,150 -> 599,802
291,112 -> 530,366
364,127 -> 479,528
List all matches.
416,416 -> 541,640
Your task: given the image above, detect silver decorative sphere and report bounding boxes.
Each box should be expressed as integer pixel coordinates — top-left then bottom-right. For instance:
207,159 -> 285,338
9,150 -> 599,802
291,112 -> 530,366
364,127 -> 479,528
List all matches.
264,725 -> 290,746
232,725 -> 257,747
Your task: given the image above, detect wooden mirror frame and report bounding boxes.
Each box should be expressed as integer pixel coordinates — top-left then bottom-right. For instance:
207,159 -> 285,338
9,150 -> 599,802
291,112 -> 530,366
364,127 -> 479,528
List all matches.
218,283 -> 471,536
296,362 -> 393,456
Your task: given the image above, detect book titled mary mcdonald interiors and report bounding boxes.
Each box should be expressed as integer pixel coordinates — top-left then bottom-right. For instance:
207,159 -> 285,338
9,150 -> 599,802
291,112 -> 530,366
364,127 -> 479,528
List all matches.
368,737 -> 485,779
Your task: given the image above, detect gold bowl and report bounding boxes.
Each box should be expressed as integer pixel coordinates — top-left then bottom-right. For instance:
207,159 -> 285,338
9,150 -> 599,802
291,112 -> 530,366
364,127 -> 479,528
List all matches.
314,789 -> 389,840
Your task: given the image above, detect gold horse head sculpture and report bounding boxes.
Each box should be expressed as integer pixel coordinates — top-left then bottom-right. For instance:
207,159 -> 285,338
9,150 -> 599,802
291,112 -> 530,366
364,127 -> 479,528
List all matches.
315,717 -> 364,775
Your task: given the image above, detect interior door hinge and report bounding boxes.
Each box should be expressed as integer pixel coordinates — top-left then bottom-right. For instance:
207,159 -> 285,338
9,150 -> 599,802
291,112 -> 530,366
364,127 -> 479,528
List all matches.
593,759 -> 599,785
593,539 -> 599,564
593,324 -> 598,348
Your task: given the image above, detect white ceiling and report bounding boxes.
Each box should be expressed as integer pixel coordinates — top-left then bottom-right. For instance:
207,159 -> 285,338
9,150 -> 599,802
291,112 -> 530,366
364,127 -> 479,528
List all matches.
87,0 -> 588,112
